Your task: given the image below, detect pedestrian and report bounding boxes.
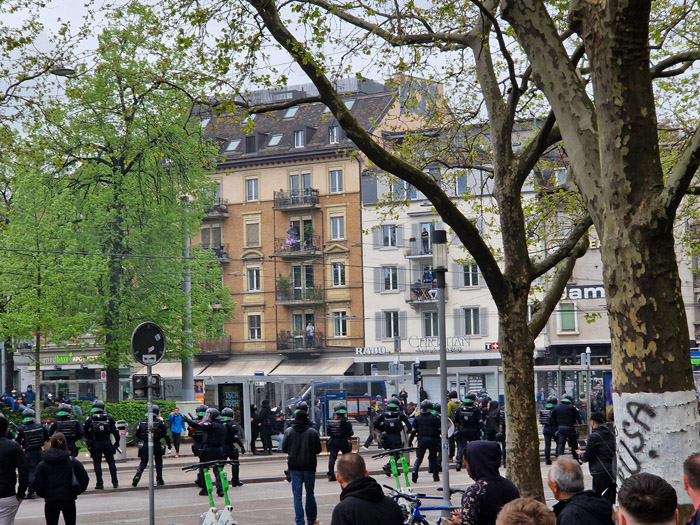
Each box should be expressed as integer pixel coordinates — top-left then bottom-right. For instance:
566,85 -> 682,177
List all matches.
421,227 -> 430,253
22,385 -> 35,408
398,386 -> 409,407
361,399 -> 380,450
447,390 -> 461,461
330,453 -> 403,525
33,432 -> 89,525
548,395 -> 582,460
15,408 -> 49,499
271,411 -> 286,452
444,440 -> 520,525
186,404 -> 208,488
496,498 -> 555,525
485,400 -> 506,466
453,392 -> 483,472
196,408 -> 227,497
282,401 -> 322,525
618,473 -> 678,525
547,457 -> 614,524
576,411 -> 616,504
256,400 -> 275,455
249,404 -> 260,454
683,452 -> 700,524
221,407 -> 246,487
419,387 -> 428,402
536,387 -> 546,410
49,403 -> 83,457
132,405 -> 171,487
312,400 -> 322,432
82,399 -> 120,489
326,403 -> 354,481
539,396 -> 558,466
168,406 -> 187,458
306,321 -> 315,348
409,400 -> 441,483
0,413 -> 27,525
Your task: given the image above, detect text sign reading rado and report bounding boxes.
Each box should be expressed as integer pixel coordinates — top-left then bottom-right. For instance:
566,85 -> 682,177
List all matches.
131,322 -> 166,366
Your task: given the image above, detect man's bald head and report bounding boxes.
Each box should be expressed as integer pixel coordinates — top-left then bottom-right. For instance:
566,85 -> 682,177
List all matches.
336,453 -> 368,486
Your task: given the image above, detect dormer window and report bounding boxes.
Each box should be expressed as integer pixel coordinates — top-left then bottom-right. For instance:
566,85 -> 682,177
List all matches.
329,126 -> 339,144
284,106 -> 299,119
294,130 -> 305,148
225,139 -> 241,152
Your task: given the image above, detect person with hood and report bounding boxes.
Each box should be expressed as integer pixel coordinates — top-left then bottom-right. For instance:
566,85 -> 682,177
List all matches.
330,453 -> 403,525
444,440 -> 520,525
547,457 -> 614,525
576,411 -> 616,504
33,432 -> 89,525
282,402 -> 322,525
0,413 -> 27,525
256,399 -> 275,455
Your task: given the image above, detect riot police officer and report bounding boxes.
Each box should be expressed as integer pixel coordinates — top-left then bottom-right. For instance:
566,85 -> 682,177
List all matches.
453,393 -> 483,471
15,408 -> 49,498
83,399 -> 120,489
221,407 -> 245,487
132,404 -> 171,487
197,407 -> 227,497
549,394 -> 583,459
539,396 -> 558,465
374,397 -> 411,477
485,400 -> 506,466
49,403 -> 83,457
326,403 -> 354,481
185,404 -> 208,489
409,400 -> 441,483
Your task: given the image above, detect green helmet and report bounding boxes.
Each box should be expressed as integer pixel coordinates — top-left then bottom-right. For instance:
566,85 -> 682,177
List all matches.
196,404 -> 208,417
221,407 -> 234,421
334,403 -> 347,415
91,400 -> 105,414
56,403 -> 71,417
387,397 -> 400,409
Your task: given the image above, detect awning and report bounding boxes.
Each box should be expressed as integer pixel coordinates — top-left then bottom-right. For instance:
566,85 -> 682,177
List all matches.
200,358 -> 282,377
136,361 -> 207,378
269,357 -> 354,376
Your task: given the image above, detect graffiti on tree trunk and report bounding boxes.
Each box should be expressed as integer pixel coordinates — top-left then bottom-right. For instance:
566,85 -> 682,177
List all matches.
618,401 -> 657,478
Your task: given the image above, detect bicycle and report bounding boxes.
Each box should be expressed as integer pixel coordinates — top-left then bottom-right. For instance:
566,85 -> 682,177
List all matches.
383,484 -> 462,525
182,459 -> 238,525
372,446 -> 416,490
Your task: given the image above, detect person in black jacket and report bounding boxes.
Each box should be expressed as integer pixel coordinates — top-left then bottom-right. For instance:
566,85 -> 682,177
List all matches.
256,400 -> 275,455
132,405 -> 171,487
49,403 -> 83,458
34,432 -> 89,525
453,393 -> 483,472
282,402 -> 322,525
0,414 -> 27,524
539,396 -> 559,465
576,411 -> 616,504
330,453 -> 403,525
196,408 -> 227,497
83,399 -> 120,489
221,407 -> 246,487
15,408 -> 49,498
548,457 -> 614,525
326,404 -> 354,481
374,398 -> 411,477
409,400 -> 441,483
549,395 -> 583,460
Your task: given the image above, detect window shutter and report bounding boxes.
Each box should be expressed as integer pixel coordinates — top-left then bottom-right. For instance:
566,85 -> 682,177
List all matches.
396,225 -> 404,247
373,228 -> 382,248
374,267 -> 382,293
399,311 -> 407,339
375,312 -> 384,340
478,271 -> 485,288
201,228 -> 210,248
212,225 -> 222,246
411,223 -> 420,241
479,307 -> 489,337
454,308 -> 464,336
452,263 -> 463,288
397,265 -> 406,291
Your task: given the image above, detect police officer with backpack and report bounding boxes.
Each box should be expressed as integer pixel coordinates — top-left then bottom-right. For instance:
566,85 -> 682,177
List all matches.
374,397 -> 411,477
453,393 -> 483,471
326,403 -> 354,481
15,408 -> 49,498
83,399 -> 120,489
409,400 -> 441,483
196,407 -> 227,497
49,403 -> 83,457
185,404 -> 208,489
132,404 -> 171,487
539,396 -> 558,465
549,394 -> 583,459
221,407 -> 246,487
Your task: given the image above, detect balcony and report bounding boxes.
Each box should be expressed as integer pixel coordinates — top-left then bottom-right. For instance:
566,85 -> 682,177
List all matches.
276,331 -> 324,352
405,237 -> 433,258
273,189 -> 320,210
202,243 -> 231,263
275,285 -> 324,305
273,235 -> 321,258
406,282 -> 447,305
197,335 -> 232,359
203,199 -> 229,219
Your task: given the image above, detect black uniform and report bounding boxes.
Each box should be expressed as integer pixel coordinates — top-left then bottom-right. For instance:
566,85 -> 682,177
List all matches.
453,404 -> 482,469
409,411 -> 441,482
374,409 -> 411,475
15,421 -> 49,496
49,417 -> 83,457
198,420 -> 227,495
133,416 -> 171,486
83,412 -> 120,488
187,415 -> 206,487
326,416 -> 353,480
485,401 -> 506,466
539,406 -> 557,465
222,420 -> 245,486
549,402 -> 583,459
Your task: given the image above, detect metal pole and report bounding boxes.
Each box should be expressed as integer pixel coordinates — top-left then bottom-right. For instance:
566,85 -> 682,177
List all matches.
35,331 -> 41,424
436,269 -> 450,516
585,347 -> 591,420
415,359 -> 420,407
181,196 -> 194,401
147,364 -> 155,525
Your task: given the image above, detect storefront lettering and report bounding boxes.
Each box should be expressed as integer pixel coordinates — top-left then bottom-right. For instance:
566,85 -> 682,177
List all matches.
42,353 -> 99,365
562,285 -> 606,300
408,336 -> 468,353
355,347 -> 388,355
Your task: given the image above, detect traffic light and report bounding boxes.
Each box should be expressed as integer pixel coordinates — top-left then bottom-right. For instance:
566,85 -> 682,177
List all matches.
412,362 -> 422,384
131,374 -> 162,400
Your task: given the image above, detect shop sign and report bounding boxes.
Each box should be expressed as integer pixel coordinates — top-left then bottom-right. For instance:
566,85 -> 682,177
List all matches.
355,346 -> 387,355
42,352 -> 99,365
408,336 -> 468,353
562,284 -> 606,300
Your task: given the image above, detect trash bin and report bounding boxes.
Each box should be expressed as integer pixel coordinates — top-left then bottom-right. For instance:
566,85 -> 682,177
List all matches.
115,420 -> 128,462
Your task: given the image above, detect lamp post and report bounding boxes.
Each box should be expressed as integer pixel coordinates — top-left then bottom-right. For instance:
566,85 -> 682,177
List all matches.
585,346 -> 591,420
432,229 -> 450,515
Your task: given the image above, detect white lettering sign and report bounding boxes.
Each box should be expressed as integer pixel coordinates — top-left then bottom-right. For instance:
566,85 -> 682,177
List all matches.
408,336 -> 469,353
562,285 -> 606,300
355,347 -> 387,355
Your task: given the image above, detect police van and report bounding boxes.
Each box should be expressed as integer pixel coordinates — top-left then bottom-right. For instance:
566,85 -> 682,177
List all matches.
285,380 -> 386,422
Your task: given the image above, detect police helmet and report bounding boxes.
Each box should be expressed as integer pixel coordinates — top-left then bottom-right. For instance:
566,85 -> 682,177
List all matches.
463,396 -> 475,406
561,395 -> 572,404
420,400 -> 433,413
196,404 -> 208,417
546,396 -> 558,408
205,407 -> 221,421
221,407 -> 234,421
22,408 -> 35,423
334,403 -> 347,415
387,397 -> 400,409
432,402 -> 441,414
151,404 -> 160,416
57,403 -> 72,417
91,399 -> 105,413
295,401 -> 309,414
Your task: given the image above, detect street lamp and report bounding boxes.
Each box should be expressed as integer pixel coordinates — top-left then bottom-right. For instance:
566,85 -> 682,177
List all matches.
50,66 -> 76,77
585,346 -> 592,419
432,229 -> 450,515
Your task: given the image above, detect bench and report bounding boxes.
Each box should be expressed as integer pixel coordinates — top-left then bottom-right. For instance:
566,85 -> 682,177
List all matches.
320,436 -> 359,454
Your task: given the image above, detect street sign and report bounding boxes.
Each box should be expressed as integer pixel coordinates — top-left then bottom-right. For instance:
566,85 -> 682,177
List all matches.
131,322 -> 166,366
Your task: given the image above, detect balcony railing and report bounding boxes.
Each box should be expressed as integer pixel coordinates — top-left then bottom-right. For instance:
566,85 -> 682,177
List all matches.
203,199 -> 229,219
405,237 -> 433,257
275,286 -> 323,305
406,282 -> 447,304
197,335 -> 232,357
273,189 -> 320,210
276,331 -> 324,351
273,235 -> 321,257
202,243 -> 230,261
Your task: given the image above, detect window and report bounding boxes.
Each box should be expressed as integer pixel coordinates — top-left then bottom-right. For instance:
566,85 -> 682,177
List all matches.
225,139 -> 241,152
331,216 -> 345,240
200,224 -> 221,249
463,263 -> 479,287
248,314 -> 261,340
268,134 -> 282,146
333,311 -> 348,337
389,179 -> 417,200
384,266 -> 398,291
284,106 -> 299,119
345,99 -> 355,110
246,178 -> 258,201
424,311 -> 438,337
332,262 -> 346,286
559,303 -> 577,332
294,130 -> 304,148
329,169 -> 343,193
247,268 -> 261,291
384,311 -> 399,338
464,307 -> 480,336
382,225 -> 397,247
201,117 -> 210,128
329,125 -> 339,144
245,221 -> 260,247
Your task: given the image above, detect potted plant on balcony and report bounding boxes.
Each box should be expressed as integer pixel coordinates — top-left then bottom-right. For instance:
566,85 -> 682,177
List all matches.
276,274 -> 291,299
